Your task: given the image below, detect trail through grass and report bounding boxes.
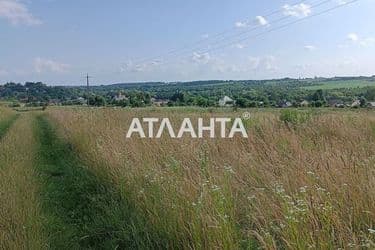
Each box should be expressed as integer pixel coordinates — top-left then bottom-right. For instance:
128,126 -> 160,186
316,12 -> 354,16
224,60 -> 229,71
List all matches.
0,114 -> 45,249
0,113 -> 19,139
34,115 -> 168,249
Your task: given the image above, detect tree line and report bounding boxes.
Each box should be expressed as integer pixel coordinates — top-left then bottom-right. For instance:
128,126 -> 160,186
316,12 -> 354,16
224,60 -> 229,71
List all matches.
1,77 -> 375,108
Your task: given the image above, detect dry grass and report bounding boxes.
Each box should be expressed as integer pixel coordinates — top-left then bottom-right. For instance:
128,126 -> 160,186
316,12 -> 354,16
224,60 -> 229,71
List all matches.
0,113 -> 46,249
0,107 -> 14,120
47,107 -> 375,249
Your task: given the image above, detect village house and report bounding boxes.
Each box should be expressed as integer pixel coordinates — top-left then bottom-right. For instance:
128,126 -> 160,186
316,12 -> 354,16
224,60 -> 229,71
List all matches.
327,99 -> 344,107
151,98 -> 169,107
113,92 -> 128,102
48,99 -> 60,105
277,100 -> 292,108
76,97 -> 87,105
218,96 -> 235,107
300,100 -> 309,107
351,100 -> 361,108
335,103 -> 345,108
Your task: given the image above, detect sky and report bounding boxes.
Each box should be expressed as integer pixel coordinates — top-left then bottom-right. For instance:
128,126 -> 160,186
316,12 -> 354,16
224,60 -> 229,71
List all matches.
0,0 -> 374,85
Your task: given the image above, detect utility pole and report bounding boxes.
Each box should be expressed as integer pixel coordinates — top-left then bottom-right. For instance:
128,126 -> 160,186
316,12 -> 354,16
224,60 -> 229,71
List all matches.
86,73 -> 91,106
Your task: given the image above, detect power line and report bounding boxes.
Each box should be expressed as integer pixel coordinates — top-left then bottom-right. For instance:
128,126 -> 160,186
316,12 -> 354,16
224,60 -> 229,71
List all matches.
150,0 -> 333,66
191,0 -> 332,52
130,0 -> 313,66
85,73 -> 92,106
141,0 -> 360,68
202,0 -> 360,55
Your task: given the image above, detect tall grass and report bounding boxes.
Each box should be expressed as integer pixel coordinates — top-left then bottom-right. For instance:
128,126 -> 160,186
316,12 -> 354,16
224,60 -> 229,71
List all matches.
0,114 -> 46,249
0,107 -> 18,138
47,107 -> 375,249
34,115 -> 178,249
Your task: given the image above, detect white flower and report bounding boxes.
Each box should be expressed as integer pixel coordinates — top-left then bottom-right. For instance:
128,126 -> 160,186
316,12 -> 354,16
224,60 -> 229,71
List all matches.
211,185 -> 221,192
224,165 -> 235,174
275,184 -> 285,194
299,186 -> 307,193
247,195 -> 256,200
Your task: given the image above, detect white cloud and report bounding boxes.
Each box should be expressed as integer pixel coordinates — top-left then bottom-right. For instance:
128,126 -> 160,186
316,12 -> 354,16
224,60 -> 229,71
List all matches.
150,59 -> 162,66
262,56 -> 278,71
235,21 -> 247,28
120,59 -> 163,73
304,45 -> 317,51
234,43 -> 245,49
248,56 -> 278,71
283,3 -> 312,18
335,0 -> 348,5
248,57 -> 261,70
359,37 -> 375,47
347,33 -> 359,42
201,34 -> 209,39
0,0 -> 42,26
192,52 -> 211,64
255,16 -> 268,26
235,16 -> 269,29
34,58 -> 70,73
346,33 -> 375,47
121,61 -> 145,72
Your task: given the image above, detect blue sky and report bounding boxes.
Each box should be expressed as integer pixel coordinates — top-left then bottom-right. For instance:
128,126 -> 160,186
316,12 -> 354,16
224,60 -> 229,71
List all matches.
0,0 -> 374,85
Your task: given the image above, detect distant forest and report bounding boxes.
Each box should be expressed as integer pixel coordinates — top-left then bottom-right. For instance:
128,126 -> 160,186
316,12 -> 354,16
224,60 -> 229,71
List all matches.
1,76 -> 375,108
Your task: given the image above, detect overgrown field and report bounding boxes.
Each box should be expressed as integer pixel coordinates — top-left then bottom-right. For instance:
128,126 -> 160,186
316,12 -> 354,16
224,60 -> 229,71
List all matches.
302,79 -> 375,90
0,106 -> 374,249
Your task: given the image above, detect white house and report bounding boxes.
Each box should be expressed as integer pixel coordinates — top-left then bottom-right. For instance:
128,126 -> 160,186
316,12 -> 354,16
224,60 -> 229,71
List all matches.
278,100 -> 292,108
76,97 -> 86,105
351,100 -> 361,108
300,100 -> 309,107
114,93 -> 128,102
151,98 -> 170,106
219,96 -> 235,107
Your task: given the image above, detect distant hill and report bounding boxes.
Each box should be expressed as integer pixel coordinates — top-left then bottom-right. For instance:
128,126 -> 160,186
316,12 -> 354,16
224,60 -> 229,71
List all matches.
1,76 -> 375,107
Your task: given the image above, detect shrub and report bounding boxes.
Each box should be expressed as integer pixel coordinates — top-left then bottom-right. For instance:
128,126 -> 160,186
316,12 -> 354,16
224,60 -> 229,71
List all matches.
8,102 -> 21,108
280,109 -> 312,125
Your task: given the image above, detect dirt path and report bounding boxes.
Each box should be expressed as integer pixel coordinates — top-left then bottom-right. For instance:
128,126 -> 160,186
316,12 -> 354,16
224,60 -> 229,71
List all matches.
0,113 -> 45,249
0,113 -> 169,249
0,113 -> 19,139
33,114 -> 150,249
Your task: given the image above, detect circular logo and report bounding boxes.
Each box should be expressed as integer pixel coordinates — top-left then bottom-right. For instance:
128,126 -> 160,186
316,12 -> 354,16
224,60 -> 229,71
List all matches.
242,112 -> 251,120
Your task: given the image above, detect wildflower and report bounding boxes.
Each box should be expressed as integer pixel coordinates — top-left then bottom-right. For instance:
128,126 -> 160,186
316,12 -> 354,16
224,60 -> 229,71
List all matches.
347,243 -> 356,248
247,195 -> 256,200
224,165 -> 235,174
299,186 -> 307,193
211,185 -> 221,192
275,184 -> 285,194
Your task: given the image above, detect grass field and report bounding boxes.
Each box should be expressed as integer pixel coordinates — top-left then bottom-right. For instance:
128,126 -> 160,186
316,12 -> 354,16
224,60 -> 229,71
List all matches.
0,106 -> 374,249
302,79 -> 375,90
